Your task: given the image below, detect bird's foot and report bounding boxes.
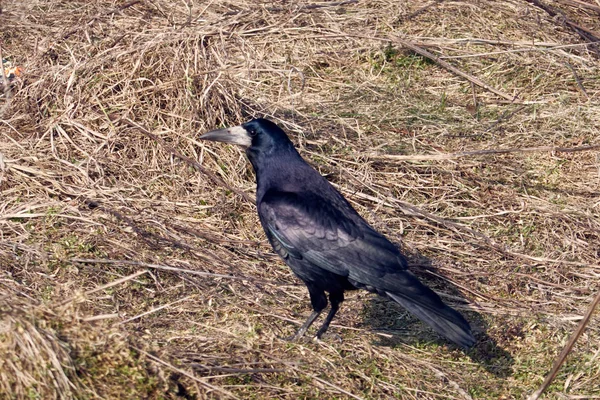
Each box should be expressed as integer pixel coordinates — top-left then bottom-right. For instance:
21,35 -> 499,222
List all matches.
282,329 -> 309,342
283,333 -> 302,342
282,334 -> 314,344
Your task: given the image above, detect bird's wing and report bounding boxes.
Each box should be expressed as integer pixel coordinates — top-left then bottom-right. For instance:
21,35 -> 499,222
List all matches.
259,189 -> 406,280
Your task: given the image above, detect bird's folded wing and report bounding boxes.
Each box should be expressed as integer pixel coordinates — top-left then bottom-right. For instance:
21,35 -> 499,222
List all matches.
259,190 -> 406,280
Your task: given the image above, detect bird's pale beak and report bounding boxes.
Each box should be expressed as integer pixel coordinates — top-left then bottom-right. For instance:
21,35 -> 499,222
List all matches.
199,125 -> 252,147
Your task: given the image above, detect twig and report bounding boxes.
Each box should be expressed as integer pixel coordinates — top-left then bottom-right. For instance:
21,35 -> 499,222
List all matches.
308,374 -> 366,400
117,295 -> 194,325
189,364 -> 285,374
390,36 -> 518,102
300,0 -> 358,10
84,199 -> 193,251
528,290 -> 600,400
438,41 -> 600,59
563,61 -> 589,99
523,0 -> 600,56
82,313 -> 120,322
109,115 -> 254,204
70,257 -> 290,287
133,347 -> 240,399
413,37 -> 580,47
555,0 -> 600,13
371,143 -> 600,161
224,0 -> 358,15
0,212 -> 103,225
60,270 -> 148,305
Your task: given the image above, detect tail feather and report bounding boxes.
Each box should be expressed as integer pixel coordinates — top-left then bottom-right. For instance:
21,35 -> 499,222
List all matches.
349,270 -> 475,348
386,290 -> 475,348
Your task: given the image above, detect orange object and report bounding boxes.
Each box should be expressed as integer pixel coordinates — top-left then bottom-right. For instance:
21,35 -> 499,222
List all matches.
4,65 -> 23,79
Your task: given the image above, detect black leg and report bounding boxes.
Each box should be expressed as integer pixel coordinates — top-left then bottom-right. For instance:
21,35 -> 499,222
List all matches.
289,310 -> 321,341
315,292 -> 344,339
288,283 -> 327,341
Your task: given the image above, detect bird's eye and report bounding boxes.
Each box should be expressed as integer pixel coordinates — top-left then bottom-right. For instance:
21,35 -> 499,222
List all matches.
248,129 -> 258,137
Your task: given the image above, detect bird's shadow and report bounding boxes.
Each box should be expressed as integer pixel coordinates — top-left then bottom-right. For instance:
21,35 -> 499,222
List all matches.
359,252 -> 514,378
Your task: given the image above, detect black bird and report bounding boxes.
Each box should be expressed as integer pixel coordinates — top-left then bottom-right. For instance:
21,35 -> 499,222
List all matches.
200,118 -> 475,348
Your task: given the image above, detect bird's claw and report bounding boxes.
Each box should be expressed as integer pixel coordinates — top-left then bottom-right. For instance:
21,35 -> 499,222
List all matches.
282,330 -> 309,342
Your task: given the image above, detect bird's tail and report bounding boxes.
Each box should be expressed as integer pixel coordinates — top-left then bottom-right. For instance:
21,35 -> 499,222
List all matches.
385,275 -> 475,348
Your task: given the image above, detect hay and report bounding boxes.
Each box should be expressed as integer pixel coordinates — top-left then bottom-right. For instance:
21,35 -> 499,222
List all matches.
1,0 -> 600,398
0,297 -> 75,399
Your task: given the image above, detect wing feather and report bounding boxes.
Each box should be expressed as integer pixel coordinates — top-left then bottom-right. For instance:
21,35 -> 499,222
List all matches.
259,189 -> 406,280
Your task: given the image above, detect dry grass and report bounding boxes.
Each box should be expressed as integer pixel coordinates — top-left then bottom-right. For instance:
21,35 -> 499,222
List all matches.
1,0 -> 600,398
0,296 -> 75,398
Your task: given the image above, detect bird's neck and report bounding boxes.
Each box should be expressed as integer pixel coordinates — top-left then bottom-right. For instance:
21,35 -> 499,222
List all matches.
249,148 -> 310,203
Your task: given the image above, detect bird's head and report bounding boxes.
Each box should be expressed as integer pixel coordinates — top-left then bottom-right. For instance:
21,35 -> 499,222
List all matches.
199,118 -> 297,159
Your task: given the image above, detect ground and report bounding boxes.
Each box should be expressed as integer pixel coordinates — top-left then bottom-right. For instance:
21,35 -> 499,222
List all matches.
1,0 -> 600,399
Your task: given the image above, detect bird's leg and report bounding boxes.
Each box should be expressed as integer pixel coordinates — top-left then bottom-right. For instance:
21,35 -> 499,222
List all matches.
287,283 -> 327,341
315,292 -> 344,339
289,310 -> 321,341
